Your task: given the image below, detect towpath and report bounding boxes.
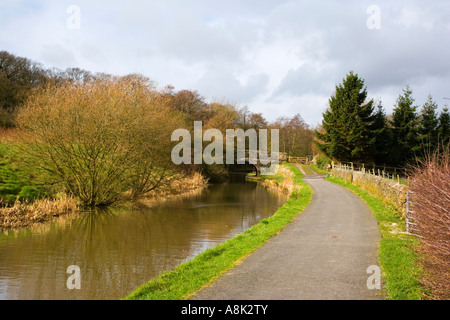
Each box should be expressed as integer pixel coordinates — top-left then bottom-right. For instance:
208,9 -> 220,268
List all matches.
191,171 -> 383,300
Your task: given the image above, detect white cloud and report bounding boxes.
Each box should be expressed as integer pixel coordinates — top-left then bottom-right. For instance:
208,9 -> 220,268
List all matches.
1,0 -> 450,124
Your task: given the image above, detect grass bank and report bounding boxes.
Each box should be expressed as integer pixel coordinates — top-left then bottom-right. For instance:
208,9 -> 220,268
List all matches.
125,164 -> 313,300
0,142 -> 81,229
326,175 -> 425,300
0,143 -> 48,206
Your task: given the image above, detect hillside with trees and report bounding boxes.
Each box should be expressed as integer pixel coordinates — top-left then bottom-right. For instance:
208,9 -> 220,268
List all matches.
0,50 -> 315,207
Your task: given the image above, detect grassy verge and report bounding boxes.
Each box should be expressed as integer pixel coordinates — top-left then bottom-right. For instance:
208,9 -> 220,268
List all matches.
298,164 -> 317,175
309,164 -> 328,175
124,163 -> 313,300
326,175 -> 425,300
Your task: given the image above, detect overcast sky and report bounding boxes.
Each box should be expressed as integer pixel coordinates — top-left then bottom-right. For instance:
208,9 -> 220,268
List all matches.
1,0 -> 450,126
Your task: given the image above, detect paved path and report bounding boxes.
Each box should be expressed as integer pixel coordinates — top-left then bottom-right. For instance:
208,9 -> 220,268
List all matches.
191,173 -> 384,300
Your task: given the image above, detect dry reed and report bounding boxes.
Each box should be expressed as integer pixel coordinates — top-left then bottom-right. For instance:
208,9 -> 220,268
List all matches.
262,165 -> 302,195
138,172 -> 209,205
0,195 -> 79,230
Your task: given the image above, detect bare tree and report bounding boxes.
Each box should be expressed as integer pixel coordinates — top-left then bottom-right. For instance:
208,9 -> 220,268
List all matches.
270,114 -> 313,157
16,76 -> 184,206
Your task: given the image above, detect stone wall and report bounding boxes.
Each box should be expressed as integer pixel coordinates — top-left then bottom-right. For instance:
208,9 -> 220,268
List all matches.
330,168 -> 409,217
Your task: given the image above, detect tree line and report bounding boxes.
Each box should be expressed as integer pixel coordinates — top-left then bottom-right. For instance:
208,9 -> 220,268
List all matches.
0,51 -> 99,126
0,50 -> 314,160
1,50 -> 314,206
315,71 -> 450,168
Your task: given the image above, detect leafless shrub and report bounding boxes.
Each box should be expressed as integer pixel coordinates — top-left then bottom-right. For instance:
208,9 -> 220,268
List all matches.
15,76 -> 185,206
410,145 -> 450,300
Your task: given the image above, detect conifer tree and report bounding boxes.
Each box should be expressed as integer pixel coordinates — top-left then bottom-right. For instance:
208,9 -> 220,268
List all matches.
418,95 -> 439,153
438,107 -> 450,147
371,102 -> 392,165
315,72 -> 375,162
390,86 -> 421,166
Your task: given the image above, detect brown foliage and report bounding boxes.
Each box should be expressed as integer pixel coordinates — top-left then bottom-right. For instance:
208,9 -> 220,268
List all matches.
410,147 -> 450,299
15,76 -> 185,206
270,114 -> 313,157
0,127 -> 20,143
261,165 -> 301,195
0,195 -> 78,229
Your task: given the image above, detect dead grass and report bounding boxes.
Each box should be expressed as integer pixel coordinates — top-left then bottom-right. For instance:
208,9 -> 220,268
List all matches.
261,165 -> 302,195
135,172 -> 209,206
0,194 -> 79,230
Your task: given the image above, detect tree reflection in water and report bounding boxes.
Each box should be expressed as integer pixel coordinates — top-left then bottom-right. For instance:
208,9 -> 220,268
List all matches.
0,181 -> 287,300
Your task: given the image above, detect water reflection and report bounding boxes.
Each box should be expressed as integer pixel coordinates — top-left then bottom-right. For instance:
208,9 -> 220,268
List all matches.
0,181 -> 287,300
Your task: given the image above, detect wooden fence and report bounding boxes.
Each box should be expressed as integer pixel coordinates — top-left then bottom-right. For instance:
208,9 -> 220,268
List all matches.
332,161 -> 408,181
287,156 -> 309,164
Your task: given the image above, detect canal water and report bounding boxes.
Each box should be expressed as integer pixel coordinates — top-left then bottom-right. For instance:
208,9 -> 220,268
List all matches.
0,180 -> 287,300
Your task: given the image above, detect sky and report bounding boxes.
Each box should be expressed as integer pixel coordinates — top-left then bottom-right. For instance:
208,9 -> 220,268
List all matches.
1,0 -> 450,126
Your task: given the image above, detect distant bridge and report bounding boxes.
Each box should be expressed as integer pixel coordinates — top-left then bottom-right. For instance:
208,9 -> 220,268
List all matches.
227,151 -> 308,176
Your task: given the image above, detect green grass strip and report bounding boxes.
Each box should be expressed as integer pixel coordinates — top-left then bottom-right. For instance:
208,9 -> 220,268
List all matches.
0,144 -> 48,205
326,175 -> 425,300
124,164 -> 312,300
298,164 -> 317,175
309,164 -> 328,175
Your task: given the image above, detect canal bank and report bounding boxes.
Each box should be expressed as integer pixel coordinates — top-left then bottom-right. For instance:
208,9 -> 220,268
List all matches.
0,170 -> 209,230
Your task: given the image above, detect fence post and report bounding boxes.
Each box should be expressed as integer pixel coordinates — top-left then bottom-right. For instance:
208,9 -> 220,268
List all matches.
406,191 -> 423,238
406,191 -> 414,235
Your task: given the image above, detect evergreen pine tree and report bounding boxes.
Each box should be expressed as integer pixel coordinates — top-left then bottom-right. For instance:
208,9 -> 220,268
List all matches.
315,72 -> 375,162
390,86 -> 421,166
371,102 -> 392,165
418,95 -> 439,154
437,107 -> 450,147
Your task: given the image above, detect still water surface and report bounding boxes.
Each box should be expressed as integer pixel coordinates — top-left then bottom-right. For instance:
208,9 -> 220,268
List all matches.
0,180 -> 287,300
